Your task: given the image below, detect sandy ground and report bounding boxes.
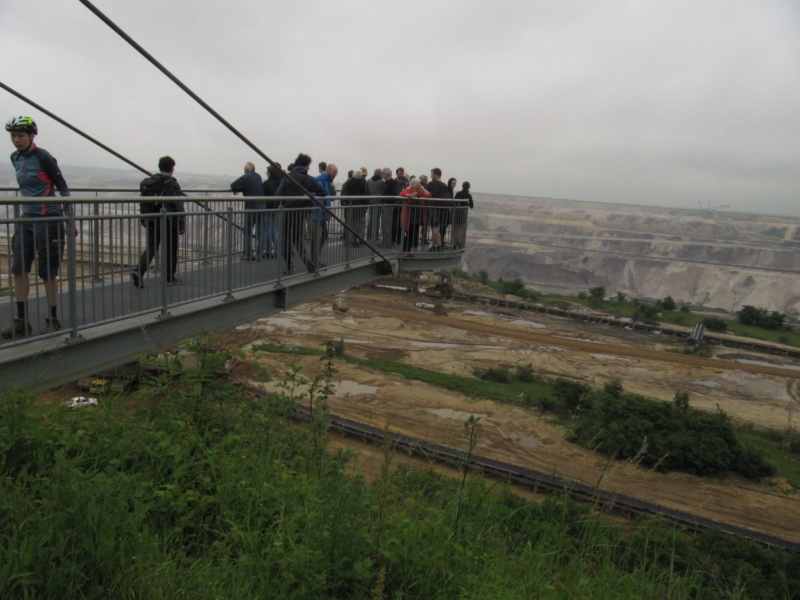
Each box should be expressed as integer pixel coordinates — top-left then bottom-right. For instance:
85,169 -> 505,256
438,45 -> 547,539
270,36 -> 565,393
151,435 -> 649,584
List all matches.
229,286 -> 800,544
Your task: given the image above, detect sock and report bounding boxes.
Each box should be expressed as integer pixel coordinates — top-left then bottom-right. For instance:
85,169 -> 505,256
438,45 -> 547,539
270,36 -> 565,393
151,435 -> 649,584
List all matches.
16,301 -> 27,321
50,305 -> 58,320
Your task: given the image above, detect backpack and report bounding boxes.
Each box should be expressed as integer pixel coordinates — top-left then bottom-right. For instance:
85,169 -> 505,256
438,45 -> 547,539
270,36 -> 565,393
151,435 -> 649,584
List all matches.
139,175 -> 174,214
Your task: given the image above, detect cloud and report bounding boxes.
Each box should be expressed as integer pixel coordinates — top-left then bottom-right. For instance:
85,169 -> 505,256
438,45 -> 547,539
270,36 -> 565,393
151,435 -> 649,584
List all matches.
1,0 -> 798,214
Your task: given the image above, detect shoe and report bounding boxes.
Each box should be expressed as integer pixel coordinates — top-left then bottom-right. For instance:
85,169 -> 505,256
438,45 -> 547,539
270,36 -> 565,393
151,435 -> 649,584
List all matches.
42,317 -> 62,334
131,271 -> 144,289
1,318 -> 32,339
304,258 -> 317,274
166,278 -> 184,286
242,255 -> 256,261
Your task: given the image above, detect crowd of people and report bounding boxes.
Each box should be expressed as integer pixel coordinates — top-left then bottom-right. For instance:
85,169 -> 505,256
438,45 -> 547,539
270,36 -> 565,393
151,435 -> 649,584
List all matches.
229,153 -> 475,272
3,115 -> 473,338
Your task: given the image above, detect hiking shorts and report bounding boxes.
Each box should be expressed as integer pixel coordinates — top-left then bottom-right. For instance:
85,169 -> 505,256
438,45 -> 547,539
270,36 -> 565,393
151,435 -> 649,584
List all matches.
427,208 -> 441,228
11,216 -> 66,280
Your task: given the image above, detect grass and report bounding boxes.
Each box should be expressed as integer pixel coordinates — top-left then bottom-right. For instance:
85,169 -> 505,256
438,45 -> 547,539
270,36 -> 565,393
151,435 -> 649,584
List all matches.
1,346 -> 799,599
737,425 -> 800,488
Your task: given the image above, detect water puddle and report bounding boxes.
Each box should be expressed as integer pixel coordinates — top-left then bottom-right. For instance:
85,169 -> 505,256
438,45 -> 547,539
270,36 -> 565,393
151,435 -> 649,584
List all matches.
415,302 -> 436,309
509,319 -> 547,328
376,284 -> 410,291
555,336 -> 606,345
463,310 -> 490,317
473,345 -> 506,350
342,317 -> 358,324
589,353 -> 637,362
497,428 -> 544,448
693,380 -> 721,388
410,341 -> 460,349
426,408 -> 489,420
342,338 -> 371,344
736,359 -> 800,371
246,317 -> 311,332
334,380 -> 379,396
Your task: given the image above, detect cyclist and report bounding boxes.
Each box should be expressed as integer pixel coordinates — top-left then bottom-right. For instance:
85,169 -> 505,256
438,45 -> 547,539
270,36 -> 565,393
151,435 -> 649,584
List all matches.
2,116 -> 72,339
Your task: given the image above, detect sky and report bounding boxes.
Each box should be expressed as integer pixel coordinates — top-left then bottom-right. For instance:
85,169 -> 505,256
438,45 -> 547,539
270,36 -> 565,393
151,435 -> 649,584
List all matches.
1,0 -> 798,215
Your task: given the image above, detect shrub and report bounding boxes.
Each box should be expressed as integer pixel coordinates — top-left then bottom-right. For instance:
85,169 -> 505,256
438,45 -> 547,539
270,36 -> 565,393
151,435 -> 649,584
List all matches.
661,296 -> 677,311
603,379 -> 624,399
554,378 -> 592,411
588,286 -> 606,307
477,270 -> 489,285
737,305 -> 786,330
516,363 -> 535,383
478,367 -> 511,383
680,304 -> 691,313
702,316 -> 728,332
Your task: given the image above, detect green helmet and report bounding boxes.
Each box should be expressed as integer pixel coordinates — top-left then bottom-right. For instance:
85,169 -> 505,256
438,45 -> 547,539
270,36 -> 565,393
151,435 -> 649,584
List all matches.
5,116 -> 37,135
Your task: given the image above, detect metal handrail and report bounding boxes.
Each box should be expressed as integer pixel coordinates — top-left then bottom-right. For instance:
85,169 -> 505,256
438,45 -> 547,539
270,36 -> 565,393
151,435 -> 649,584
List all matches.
0,194 -> 469,205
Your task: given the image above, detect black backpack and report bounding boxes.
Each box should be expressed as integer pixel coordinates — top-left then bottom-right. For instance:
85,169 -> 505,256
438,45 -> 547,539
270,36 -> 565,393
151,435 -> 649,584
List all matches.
139,175 -> 174,214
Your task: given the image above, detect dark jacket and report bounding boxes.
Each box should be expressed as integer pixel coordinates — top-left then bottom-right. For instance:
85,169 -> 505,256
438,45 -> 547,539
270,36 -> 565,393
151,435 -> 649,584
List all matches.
382,177 -> 399,203
231,170 -> 265,209
368,174 -> 385,198
11,143 -> 71,216
262,176 -> 281,209
454,189 -> 474,209
143,173 -> 185,229
275,166 -> 327,207
425,178 -> 450,207
344,176 -> 370,205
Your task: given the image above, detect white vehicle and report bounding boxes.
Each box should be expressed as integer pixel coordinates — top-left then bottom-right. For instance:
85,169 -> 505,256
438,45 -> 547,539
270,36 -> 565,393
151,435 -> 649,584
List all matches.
63,396 -> 98,409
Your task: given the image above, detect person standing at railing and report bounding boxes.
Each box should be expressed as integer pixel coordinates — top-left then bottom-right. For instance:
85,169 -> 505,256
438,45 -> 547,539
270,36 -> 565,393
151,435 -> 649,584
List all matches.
400,178 -> 431,253
230,162 -> 265,260
275,153 -> 327,274
379,168 -> 399,248
262,163 -> 282,259
424,168 -> 449,252
131,156 -> 185,288
2,116 -> 71,339
311,163 -> 337,267
453,181 -> 473,249
367,168 -> 385,242
344,168 -> 369,247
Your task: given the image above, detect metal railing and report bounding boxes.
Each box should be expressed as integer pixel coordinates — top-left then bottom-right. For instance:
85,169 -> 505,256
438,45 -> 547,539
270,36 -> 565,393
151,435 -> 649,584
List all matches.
0,195 -> 468,346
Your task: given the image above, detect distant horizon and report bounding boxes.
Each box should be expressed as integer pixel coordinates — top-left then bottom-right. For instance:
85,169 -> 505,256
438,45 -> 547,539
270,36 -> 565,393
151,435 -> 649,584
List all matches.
1,162 -> 798,220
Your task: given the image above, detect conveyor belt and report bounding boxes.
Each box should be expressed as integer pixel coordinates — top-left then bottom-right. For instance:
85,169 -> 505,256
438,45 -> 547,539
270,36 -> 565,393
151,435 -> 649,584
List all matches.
245,385 -> 800,553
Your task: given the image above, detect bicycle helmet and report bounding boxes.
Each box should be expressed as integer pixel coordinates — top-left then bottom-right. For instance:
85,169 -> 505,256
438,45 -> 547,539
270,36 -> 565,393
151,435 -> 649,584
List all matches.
5,116 -> 37,135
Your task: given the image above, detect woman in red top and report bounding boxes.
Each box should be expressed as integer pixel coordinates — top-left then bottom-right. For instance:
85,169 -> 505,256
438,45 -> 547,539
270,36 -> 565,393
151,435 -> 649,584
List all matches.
399,178 -> 431,252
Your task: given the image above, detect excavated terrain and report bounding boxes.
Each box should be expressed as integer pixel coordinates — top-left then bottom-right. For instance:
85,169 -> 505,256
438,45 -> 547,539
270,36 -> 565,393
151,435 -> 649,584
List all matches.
465,194 -> 800,315
228,285 -> 800,545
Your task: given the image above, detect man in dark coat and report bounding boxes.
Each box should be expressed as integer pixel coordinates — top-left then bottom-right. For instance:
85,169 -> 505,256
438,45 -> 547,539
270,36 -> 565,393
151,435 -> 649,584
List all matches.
231,162 -> 264,260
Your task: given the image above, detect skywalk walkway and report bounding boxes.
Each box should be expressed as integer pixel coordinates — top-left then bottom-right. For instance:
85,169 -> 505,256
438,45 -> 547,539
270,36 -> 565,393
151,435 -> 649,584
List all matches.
0,193 -> 467,392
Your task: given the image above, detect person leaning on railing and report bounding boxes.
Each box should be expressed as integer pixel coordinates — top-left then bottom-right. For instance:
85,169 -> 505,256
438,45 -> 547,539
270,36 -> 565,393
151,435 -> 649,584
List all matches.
2,116 -> 72,339
230,161 -> 265,261
399,177 -> 431,252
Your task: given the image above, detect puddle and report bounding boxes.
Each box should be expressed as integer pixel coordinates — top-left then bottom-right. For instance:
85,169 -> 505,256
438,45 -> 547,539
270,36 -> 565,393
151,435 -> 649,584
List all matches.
245,317 -> 311,332
693,380 -> 721,388
497,427 -> 544,448
627,367 -> 649,372
589,353 -> 637,362
376,285 -> 410,291
342,317 -> 358,324
473,345 -> 506,350
555,336 -> 605,345
509,319 -> 546,328
410,341 -> 460,349
426,408 -> 489,421
415,302 -> 436,309
463,310 -> 490,317
342,338 -> 370,344
736,359 -> 800,371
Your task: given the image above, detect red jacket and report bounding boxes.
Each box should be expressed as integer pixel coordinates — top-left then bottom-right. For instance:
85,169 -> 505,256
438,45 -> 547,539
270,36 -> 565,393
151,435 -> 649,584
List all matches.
399,187 -> 431,231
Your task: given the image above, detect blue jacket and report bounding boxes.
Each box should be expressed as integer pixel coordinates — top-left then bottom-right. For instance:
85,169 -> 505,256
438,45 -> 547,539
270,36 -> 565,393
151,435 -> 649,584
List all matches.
230,170 -> 265,209
11,144 -> 71,216
311,172 -> 335,221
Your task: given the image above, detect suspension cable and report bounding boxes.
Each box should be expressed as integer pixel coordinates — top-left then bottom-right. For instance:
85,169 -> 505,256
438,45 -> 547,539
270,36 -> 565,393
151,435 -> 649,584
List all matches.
77,0 -> 390,267
1,79 -> 242,230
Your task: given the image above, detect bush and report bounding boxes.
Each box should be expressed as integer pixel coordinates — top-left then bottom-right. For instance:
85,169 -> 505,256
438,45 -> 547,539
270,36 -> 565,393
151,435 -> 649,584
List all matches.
554,378 -> 592,411
661,296 -> 677,311
478,367 -> 511,383
702,316 -> 728,332
516,363 -> 535,383
570,393 -> 775,479
603,379 -> 624,399
588,286 -> 606,307
737,305 -> 786,330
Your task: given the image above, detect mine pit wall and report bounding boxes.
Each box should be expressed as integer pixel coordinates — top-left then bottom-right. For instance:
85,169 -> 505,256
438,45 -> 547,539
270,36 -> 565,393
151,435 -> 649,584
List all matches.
463,244 -> 800,317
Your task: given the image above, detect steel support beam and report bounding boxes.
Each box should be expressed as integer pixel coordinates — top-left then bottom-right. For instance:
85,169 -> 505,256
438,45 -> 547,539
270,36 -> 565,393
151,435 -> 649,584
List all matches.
0,254 -> 461,393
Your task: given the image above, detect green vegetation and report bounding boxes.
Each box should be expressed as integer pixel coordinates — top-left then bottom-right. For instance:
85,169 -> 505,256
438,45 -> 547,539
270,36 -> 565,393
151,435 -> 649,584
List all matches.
1,346 -> 799,599
762,226 -> 787,238
738,305 -> 788,331
451,268 -> 540,301
569,388 -> 776,479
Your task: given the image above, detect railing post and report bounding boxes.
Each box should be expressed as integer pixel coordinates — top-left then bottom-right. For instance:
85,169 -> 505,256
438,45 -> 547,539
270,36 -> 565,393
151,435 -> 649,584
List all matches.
66,211 -> 79,340
276,204 -> 283,286
159,208 -> 169,318
91,201 -> 101,282
201,210 -> 210,265
226,205 -> 234,300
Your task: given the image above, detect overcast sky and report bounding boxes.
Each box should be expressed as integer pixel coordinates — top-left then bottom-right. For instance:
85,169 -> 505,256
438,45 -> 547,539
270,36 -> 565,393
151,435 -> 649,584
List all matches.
1,1 -> 798,214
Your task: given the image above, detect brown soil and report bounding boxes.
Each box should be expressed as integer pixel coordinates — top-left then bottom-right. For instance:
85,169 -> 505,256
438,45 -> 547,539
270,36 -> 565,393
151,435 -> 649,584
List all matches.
232,286 -> 800,544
